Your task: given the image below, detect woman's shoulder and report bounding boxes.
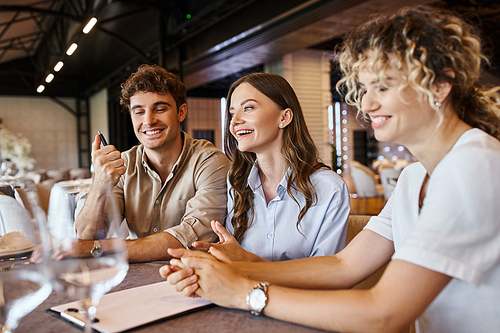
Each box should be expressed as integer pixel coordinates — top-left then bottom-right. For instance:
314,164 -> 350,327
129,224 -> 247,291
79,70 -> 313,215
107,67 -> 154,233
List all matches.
309,168 -> 347,190
441,129 -> 500,167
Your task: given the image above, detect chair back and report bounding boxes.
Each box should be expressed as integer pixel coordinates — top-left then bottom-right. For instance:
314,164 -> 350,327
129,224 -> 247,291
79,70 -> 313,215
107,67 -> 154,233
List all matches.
379,168 -> 401,200
350,167 -> 377,197
0,194 -> 32,236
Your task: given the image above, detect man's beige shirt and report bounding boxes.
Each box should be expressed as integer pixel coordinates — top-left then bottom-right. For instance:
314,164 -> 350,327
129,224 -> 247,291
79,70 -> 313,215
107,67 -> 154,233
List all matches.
115,132 -> 229,248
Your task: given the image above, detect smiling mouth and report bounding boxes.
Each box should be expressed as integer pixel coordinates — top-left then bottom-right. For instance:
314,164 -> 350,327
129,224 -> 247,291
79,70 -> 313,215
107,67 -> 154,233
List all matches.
235,129 -> 254,137
372,116 -> 390,124
144,129 -> 163,135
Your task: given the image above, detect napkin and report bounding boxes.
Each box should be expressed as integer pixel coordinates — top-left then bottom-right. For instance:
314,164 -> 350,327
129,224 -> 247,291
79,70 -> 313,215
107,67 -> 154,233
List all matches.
0,231 -> 33,252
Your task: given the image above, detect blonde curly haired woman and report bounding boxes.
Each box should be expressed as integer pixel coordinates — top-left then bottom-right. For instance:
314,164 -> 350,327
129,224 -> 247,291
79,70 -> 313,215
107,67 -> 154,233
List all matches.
162,6 -> 500,332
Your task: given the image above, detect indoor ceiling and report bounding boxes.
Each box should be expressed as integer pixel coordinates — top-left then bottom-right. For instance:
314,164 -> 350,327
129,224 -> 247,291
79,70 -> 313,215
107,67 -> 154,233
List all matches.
1,0 -> 499,99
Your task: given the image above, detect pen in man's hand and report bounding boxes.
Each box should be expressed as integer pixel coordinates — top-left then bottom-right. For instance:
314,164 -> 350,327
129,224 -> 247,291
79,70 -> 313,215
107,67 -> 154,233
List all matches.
98,131 -> 108,147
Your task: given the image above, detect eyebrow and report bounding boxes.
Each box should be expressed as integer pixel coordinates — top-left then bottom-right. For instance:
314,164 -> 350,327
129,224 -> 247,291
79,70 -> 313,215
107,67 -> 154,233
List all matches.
359,76 -> 395,87
229,98 -> 257,110
130,101 -> 171,110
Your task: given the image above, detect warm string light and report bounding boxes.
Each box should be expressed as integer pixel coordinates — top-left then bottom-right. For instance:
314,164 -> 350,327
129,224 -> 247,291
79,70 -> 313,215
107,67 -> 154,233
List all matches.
341,104 -> 348,171
328,103 -> 348,175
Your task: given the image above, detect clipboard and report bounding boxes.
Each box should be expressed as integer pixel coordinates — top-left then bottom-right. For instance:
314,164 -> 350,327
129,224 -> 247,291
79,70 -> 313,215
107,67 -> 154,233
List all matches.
48,280 -> 213,332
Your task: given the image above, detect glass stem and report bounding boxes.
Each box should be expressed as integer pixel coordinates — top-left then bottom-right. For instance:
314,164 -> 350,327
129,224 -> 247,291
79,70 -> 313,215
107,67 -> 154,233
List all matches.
80,297 -> 95,333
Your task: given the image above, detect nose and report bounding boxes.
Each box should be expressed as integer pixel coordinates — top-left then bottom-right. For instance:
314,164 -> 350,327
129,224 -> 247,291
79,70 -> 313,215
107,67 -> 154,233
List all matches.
360,90 -> 380,114
144,109 -> 157,125
230,110 -> 243,125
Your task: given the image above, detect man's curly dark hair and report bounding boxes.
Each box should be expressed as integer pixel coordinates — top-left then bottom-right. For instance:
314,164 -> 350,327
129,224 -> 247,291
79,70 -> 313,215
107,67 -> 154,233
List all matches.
120,64 -> 186,112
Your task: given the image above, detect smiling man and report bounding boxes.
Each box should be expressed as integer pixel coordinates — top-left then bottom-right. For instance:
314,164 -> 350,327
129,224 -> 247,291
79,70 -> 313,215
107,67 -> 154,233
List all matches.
75,64 -> 230,262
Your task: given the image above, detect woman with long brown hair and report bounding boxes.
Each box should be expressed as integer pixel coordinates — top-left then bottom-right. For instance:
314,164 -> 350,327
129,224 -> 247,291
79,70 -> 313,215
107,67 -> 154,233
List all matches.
194,72 -> 350,262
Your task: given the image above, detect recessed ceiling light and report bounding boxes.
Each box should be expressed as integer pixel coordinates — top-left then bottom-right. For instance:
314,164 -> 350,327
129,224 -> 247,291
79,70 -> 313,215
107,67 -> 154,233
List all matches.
45,73 -> 54,83
54,61 -> 64,72
66,43 -> 78,56
83,17 -> 97,34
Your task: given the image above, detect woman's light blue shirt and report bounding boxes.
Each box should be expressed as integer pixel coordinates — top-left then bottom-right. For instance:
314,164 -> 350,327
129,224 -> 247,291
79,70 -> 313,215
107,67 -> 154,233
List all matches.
225,166 -> 350,261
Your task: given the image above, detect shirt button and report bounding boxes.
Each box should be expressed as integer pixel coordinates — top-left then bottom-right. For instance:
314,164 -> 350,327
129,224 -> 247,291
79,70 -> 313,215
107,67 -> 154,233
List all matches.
267,233 -> 273,239
155,200 -> 160,204
153,228 -> 158,232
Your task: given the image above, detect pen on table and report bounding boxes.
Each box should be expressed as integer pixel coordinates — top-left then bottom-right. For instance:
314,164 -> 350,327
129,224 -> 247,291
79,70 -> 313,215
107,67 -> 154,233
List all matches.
97,131 -> 108,147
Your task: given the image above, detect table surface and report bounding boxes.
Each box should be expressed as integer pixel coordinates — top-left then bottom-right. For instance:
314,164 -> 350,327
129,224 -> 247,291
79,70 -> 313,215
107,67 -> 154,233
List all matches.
19,261 -> 331,333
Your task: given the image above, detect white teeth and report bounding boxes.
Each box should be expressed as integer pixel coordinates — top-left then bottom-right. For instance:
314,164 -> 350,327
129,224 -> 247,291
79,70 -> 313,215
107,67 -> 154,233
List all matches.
372,117 -> 390,124
236,130 -> 254,136
145,130 -> 162,135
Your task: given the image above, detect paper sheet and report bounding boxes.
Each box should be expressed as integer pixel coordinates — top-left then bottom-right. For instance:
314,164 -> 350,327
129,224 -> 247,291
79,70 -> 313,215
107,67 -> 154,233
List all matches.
50,280 -> 212,332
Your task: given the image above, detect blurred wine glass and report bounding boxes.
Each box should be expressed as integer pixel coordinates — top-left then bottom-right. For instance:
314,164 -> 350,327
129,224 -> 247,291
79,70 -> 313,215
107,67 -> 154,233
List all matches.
0,177 -> 53,332
47,184 -> 128,333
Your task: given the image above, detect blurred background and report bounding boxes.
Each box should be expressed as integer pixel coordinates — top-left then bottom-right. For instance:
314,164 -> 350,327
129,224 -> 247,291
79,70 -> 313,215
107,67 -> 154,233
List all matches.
1,0 -> 499,214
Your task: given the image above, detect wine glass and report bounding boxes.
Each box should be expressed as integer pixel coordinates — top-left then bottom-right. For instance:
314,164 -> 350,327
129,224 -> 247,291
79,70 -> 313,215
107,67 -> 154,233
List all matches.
47,184 -> 128,333
0,177 -> 53,332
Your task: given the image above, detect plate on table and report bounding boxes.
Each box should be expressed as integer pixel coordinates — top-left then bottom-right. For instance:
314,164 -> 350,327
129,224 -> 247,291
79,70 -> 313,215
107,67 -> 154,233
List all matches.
0,243 -> 36,260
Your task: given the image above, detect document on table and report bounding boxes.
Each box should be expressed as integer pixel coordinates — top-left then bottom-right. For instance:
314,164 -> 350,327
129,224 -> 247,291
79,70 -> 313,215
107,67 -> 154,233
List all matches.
49,280 -> 212,333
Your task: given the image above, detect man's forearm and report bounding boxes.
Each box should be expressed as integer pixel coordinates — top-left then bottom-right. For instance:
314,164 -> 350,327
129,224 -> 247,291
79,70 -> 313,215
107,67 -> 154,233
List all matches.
75,186 -> 110,239
126,232 -> 184,263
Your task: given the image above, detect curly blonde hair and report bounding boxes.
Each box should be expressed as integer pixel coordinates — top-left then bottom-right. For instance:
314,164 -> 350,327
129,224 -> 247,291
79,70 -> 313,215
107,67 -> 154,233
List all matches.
337,5 -> 500,139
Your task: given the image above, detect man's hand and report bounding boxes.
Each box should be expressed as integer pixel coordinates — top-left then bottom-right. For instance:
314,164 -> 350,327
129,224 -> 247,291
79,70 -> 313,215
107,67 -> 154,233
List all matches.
91,134 -> 126,187
192,221 -> 266,262
161,247 -> 255,310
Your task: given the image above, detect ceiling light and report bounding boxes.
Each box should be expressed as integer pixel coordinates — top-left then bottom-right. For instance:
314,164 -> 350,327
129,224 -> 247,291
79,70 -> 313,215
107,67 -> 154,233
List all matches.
45,73 -> 54,83
37,85 -> 45,93
54,61 -> 64,72
66,43 -> 78,56
83,17 -> 97,34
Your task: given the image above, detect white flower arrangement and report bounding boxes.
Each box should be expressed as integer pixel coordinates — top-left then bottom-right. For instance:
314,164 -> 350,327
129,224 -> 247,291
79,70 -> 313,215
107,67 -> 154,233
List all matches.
0,124 -> 36,171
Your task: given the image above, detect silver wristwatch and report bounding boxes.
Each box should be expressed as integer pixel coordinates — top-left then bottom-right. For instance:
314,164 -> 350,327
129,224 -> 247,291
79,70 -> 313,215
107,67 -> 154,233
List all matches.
90,240 -> 103,258
246,281 -> 270,316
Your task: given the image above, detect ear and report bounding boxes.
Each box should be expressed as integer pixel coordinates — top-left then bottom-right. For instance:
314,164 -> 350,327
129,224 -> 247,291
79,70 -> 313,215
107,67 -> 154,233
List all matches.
178,103 -> 187,122
434,68 -> 455,102
280,108 -> 293,128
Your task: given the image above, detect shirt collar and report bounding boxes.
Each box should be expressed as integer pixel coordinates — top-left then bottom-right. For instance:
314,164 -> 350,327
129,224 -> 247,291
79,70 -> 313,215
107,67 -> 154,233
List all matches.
247,163 -> 291,199
140,131 -> 189,176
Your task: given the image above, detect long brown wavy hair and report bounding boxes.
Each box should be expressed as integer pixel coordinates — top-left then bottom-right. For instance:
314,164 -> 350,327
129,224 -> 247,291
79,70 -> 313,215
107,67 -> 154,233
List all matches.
224,73 -> 328,242
337,5 -> 500,140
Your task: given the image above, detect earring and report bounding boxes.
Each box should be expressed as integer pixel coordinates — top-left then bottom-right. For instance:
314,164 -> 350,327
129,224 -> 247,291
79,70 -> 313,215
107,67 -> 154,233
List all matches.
435,101 -> 441,108
279,124 -> 283,128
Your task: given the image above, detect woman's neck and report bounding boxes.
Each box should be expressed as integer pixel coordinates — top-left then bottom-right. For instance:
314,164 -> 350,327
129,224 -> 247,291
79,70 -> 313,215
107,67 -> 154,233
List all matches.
255,151 -> 288,204
409,111 -> 472,176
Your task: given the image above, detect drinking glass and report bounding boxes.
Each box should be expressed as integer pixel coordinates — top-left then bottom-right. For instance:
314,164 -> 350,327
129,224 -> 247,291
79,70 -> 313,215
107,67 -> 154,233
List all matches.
0,177 -> 53,332
47,184 -> 128,333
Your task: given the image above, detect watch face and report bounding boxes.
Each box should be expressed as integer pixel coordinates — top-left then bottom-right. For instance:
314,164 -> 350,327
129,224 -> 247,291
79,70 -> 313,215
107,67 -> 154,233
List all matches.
91,247 -> 103,258
249,288 -> 266,311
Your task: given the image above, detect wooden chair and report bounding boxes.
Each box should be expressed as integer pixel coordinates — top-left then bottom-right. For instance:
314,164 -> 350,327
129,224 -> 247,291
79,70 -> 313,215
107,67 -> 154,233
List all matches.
379,168 -> 401,201
350,168 -> 385,214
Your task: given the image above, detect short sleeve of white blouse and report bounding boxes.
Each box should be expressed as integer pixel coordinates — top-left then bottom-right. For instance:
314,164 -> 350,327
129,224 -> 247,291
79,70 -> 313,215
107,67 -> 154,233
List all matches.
365,128 -> 500,333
